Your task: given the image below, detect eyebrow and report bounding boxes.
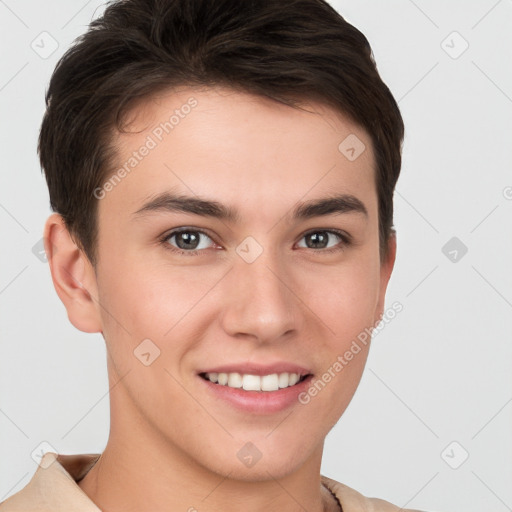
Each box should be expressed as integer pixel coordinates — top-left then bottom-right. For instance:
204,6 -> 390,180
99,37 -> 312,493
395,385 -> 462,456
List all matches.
132,191 -> 368,222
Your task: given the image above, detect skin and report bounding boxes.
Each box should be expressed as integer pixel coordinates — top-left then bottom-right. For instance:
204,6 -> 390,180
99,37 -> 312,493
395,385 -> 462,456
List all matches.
44,85 -> 396,512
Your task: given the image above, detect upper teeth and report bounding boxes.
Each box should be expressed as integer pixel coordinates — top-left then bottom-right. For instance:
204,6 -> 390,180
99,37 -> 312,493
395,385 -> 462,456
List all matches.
204,372 -> 302,391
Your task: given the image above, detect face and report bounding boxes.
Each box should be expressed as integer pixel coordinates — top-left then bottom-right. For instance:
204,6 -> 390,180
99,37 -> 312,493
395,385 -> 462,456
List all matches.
71,86 -> 394,480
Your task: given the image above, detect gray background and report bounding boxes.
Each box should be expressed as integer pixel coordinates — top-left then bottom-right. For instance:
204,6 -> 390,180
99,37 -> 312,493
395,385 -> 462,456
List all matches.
1,1 -> 511,511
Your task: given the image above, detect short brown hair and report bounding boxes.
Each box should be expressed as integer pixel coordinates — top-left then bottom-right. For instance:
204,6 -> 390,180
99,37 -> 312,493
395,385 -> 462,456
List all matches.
39,0 -> 404,266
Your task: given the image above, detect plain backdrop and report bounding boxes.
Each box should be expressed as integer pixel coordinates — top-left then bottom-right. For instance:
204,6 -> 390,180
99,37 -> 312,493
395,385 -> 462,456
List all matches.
1,1 -> 511,511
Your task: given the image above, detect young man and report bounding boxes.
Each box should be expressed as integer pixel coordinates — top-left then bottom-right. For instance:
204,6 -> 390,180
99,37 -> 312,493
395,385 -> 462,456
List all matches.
1,0 -> 424,510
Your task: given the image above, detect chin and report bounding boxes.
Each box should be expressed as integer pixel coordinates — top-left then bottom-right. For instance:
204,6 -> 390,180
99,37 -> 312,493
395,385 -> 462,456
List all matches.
211,458 -> 304,483
196,438 -> 315,482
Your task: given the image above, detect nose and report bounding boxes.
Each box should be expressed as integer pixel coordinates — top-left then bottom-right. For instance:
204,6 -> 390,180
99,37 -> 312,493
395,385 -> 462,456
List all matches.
219,245 -> 300,344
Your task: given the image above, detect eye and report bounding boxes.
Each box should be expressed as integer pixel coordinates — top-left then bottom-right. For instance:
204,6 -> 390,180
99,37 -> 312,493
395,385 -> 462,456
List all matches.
161,228 -> 216,256
296,229 -> 350,252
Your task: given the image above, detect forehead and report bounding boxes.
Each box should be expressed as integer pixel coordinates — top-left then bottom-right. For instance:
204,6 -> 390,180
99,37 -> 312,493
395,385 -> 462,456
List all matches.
103,85 -> 376,224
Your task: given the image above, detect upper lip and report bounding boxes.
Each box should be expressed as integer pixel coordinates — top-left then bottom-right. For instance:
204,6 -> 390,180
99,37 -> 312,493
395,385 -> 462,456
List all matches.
198,362 -> 312,376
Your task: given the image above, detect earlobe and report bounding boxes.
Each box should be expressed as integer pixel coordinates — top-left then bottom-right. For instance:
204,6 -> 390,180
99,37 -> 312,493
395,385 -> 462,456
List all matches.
373,232 -> 397,325
43,213 -> 102,333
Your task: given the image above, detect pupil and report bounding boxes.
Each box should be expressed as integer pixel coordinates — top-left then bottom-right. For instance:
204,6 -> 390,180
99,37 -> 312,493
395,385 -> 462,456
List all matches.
308,232 -> 327,249
177,232 -> 199,250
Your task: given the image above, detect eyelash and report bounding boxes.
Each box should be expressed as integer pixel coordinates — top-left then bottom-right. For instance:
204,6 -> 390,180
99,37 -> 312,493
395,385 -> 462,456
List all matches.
158,227 -> 352,257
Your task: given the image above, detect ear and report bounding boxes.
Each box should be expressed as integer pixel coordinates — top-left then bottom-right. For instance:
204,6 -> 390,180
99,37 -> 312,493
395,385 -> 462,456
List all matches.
43,213 -> 102,333
373,231 -> 397,326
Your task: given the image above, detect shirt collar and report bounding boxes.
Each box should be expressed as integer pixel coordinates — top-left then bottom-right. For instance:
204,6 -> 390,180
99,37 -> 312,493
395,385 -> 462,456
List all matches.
8,452 -> 102,511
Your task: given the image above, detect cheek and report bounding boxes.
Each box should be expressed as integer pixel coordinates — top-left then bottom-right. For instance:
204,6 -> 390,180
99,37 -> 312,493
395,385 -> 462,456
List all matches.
95,257 -> 217,362
309,257 -> 380,415
300,262 -> 379,427
305,256 -> 381,347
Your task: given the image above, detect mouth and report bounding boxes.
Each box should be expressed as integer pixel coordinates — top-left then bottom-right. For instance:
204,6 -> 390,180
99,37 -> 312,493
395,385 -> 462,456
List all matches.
199,371 -> 311,392
196,362 -> 314,413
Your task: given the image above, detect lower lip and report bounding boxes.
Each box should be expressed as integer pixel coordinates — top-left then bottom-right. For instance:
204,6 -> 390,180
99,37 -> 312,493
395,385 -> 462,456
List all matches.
198,374 -> 314,414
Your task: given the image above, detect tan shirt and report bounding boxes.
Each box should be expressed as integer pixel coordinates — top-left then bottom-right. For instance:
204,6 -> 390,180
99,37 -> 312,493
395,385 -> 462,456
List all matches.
0,452 -> 424,511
